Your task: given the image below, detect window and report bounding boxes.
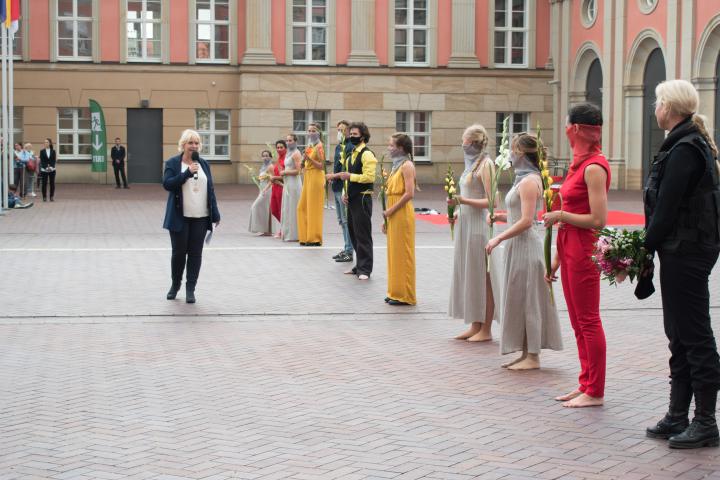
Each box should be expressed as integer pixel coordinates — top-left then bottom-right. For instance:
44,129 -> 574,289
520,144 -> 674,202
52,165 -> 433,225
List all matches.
196,110 -> 231,159
58,108 -> 91,158
57,0 -> 93,59
1,108 -> 23,142
495,112 -> 528,155
581,0 -> 597,28
195,0 -> 230,62
494,0 -> 527,67
638,0 -> 658,14
292,110 -> 329,150
394,0 -> 428,66
396,111 -> 431,161
292,0 -> 327,63
12,22 -> 22,58
126,0 -> 162,61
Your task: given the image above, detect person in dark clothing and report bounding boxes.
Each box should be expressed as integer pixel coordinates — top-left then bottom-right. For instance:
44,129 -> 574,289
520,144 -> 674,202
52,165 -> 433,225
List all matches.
643,79 -> 720,449
327,120 -> 354,263
39,138 -> 57,202
111,137 -> 129,189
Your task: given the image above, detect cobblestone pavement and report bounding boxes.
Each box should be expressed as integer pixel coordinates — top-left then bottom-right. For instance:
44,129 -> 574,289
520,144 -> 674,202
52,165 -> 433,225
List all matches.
1,185 -> 719,479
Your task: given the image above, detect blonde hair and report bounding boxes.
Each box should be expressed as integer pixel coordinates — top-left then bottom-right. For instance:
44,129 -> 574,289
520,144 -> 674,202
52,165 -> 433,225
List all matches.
177,129 -> 202,152
462,124 -> 489,151
23,142 -> 32,149
656,79 -> 718,157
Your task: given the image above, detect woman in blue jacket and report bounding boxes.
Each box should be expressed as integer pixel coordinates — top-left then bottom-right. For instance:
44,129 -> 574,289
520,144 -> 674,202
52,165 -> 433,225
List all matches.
163,129 -> 221,303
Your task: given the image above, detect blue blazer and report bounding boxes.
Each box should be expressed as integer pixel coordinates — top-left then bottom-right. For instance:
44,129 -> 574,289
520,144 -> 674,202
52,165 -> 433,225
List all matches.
162,154 -> 221,232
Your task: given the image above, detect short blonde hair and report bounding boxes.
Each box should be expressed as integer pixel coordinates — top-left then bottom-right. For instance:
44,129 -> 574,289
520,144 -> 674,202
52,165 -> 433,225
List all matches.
23,142 -> 32,149
462,124 -> 489,151
177,129 -> 202,152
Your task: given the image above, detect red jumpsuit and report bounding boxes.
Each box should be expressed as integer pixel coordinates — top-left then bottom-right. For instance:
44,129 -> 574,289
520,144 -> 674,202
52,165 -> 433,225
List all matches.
270,153 -> 285,222
558,125 -> 610,399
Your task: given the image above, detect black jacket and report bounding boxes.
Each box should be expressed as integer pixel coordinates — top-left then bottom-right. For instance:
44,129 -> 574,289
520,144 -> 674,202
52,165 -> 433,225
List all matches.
39,148 -> 56,170
111,145 -> 126,163
162,154 -> 221,232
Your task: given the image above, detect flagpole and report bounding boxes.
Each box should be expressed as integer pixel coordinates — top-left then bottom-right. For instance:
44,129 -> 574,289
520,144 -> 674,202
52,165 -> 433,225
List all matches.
8,24 -> 13,199
1,26 -> 8,210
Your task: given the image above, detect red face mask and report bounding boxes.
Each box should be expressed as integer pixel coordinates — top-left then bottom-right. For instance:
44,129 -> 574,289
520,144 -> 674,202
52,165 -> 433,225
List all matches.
565,125 -> 576,149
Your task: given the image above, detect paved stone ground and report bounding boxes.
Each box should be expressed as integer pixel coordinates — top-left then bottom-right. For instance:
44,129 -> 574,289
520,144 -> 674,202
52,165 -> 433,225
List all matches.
1,184 -> 719,479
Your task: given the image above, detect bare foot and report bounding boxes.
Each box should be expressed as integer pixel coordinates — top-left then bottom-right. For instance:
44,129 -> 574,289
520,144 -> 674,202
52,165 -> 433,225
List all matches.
562,393 -> 604,408
507,354 -> 540,370
501,354 -> 526,368
555,389 -> 583,402
467,331 -> 492,342
455,326 -> 480,340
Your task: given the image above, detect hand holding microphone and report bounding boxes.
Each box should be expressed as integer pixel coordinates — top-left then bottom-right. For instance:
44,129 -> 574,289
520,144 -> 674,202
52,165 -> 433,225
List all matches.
191,151 -> 200,179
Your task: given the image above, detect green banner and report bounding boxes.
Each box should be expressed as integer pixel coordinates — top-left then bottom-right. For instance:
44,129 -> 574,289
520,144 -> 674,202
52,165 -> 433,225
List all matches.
89,99 -> 107,172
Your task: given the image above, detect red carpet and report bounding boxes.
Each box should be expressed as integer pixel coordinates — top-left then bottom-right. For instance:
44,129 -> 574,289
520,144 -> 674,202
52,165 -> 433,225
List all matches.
416,210 -> 645,226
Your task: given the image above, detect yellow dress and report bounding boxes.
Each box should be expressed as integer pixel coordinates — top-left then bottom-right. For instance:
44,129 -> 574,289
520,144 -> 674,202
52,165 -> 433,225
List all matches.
386,163 -> 416,304
297,142 -> 326,244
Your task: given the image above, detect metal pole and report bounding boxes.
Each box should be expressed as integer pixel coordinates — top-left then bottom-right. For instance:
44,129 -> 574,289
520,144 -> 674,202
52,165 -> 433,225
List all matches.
1,26 -> 9,210
9,27 -> 14,197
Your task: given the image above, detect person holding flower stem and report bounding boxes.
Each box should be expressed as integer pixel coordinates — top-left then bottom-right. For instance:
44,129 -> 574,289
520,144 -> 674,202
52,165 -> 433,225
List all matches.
280,134 -> 303,242
248,149 -> 276,235
543,103 -> 610,408
297,123 -> 326,246
486,133 -> 563,370
449,124 -> 499,342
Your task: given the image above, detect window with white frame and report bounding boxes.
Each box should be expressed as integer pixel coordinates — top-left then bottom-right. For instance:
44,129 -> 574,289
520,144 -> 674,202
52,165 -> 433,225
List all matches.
292,110 -> 329,150
12,23 -> 22,58
292,0 -> 327,63
196,110 -> 231,159
638,0 -> 658,14
581,0 -> 597,27
396,111 -> 431,161
1,108 -> 24,142
57,0 -> 93,59
195,0 -> 230,62
494,0 -> 527,67
394,0 -> 428,66
58,108 -> 92,158
495,112 -> 528,155
126,0 -> 162,61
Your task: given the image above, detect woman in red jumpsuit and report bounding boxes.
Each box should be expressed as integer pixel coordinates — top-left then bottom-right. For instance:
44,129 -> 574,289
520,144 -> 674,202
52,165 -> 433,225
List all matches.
269,140 -> 286,237
544,103 -> 610,408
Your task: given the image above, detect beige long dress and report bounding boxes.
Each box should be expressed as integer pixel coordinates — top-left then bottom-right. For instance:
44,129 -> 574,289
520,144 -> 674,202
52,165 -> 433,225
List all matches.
281,150 -> 302,242
498,174 -> 563,355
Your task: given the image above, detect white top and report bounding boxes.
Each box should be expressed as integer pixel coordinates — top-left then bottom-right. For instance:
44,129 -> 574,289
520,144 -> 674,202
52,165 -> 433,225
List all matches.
181,162 -> 210,218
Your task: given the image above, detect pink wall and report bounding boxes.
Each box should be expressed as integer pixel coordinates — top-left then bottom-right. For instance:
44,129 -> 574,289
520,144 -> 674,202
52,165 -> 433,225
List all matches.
170,1 -> 188,63
375,0 -> 389,66
100,0 -> 120,62
437,0 -> 451,66
336,0 -> 351,64
569,0 -> 603,68
237,0 -> 246,60
476,0 -> 488,66
695,1 -> 720,46
625,0 -> 667,58
535,0 -> 551,68
271,0 -> 285,63
28,0 -> 49,60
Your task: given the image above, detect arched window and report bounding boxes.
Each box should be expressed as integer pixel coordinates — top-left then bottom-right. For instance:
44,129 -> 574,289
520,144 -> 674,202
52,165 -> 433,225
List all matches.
586,58 -> 602,108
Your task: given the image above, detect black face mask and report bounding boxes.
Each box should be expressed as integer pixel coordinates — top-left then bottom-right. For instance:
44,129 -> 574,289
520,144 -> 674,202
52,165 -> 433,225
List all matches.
348,136 -> 362,145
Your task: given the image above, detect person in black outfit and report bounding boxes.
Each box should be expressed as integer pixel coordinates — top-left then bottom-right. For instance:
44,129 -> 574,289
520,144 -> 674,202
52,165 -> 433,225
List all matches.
39,138 -> 57,202
162,129 -> 221,304
328,122 -> 378,280
327,120 -> 355,263
111,137 -> 129,189
643,79 -> 720,449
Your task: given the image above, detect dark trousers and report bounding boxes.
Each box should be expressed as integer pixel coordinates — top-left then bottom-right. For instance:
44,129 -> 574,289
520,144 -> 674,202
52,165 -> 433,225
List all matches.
13,167 -> 24,196
659,246 -> 720,392
41,171 -> 56,200
347,193 -> 373,276
169,217 -> 209,288
113,162 -> 128,187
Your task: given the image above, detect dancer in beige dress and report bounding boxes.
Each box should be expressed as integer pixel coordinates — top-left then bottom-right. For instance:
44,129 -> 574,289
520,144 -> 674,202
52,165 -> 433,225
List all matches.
449,124 -> 501,342
280,134 -> 303,242
486,134 -> 563,369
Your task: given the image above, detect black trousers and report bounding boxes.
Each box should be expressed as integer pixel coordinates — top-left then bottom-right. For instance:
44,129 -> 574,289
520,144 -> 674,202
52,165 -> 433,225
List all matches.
41,171 -> 56,199
113,162 -> 128,187
347,193 -> 373,276
169,217 -> 209,288
659,246 -> 720,392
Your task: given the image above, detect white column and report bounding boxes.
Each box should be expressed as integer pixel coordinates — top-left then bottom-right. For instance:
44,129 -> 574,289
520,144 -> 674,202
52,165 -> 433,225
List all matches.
448,0 -> 480,68
242,0 -> 276,65
347,0 -> 379,67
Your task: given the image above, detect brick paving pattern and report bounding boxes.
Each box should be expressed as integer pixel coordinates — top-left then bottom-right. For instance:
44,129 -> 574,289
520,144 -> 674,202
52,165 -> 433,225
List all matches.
0,185 -> 719,479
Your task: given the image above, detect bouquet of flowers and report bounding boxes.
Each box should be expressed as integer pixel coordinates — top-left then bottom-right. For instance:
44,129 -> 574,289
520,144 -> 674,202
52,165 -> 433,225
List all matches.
537,125 -> 559,303
377,155 -> 389,229
242,164 -> 261,189
444,165 -> 457,240
592,228 -> 651,285
487,116 -> 512,270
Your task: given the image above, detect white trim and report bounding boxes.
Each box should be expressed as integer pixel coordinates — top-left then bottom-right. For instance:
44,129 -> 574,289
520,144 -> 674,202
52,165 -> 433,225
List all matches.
393,0 -> 430,67
396,111 -> 432,162
693,13 -> 720,79
638,0 -> 659,15
490,0 -> 529,68
571,41 -> 603,94
196,109 -> 231,161
191,0 -> 231,64
580,0 -> 597,29
125,0 -> 163,62
624,28 -> 666,86
292,110 -> 329,150
387,0 -> 436,68
57,107 -> 92,160
55,0 -> 94,61
290,0 -> 329,65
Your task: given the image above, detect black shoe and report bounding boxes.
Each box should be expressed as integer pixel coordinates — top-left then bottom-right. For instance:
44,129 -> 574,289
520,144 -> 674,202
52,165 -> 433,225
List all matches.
385,297 -> 391,303
335,252 -> 353,263
387,299 -> 410,306
669,389 -> 719,449
166,282 -> 181,300
43,198 -> 47,202
50,197 -> 54,202
186,289 -> 196,304
332,251 -> 343,259
299,242 -> 307,246
647,381 -> 692,439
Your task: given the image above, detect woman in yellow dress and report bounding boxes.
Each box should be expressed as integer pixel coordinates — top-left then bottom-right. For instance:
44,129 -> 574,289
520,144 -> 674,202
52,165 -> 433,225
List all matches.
297,123 -> 326,246
382,133 -> 417,306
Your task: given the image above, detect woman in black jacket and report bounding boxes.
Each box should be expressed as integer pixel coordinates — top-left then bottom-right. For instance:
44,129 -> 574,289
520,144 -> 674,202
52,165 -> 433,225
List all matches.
643,79 -> 720,449
39,138 -> 57,202
162,129 -> 220,304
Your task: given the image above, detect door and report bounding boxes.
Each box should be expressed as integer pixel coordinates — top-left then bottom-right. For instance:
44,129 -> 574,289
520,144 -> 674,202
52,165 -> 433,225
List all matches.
586,58 -> 603,109
642,48 -> 666,181
127,108 -> 163,183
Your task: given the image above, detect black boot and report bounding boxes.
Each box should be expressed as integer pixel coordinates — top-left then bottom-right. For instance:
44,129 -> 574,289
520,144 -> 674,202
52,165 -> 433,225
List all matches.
186,284 -> 196,304
166,281 -> 181,300
669,389 -> 719,449
646,381 -> 692,439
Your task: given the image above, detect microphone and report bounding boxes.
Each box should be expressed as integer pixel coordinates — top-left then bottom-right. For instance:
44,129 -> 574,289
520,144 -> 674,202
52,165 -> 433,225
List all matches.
191,151 -> 199,179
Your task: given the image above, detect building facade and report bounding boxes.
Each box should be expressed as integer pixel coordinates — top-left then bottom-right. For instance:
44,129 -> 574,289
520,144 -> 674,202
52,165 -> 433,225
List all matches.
552,0 -> 720,189
13,0 -> 553,185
